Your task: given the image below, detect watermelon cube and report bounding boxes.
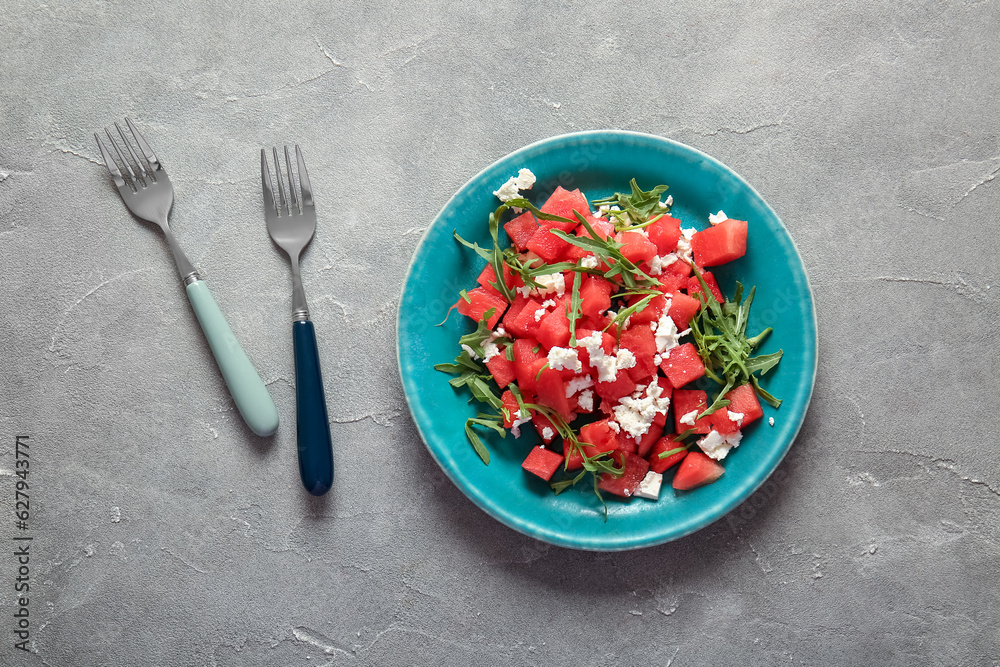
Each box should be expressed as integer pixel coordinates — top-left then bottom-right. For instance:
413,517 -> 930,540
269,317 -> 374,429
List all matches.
662,342 -> 706,388
526,223 -> 575,263
636,421 -> 664,458
618,325 -> 657,382
504,211 -> 539,251
522,446 -> 564,481
594,370 -> 636,402
627,293 -> 667,327
647,215 -> 682,254
666,291 -> 702,330
691,218 -> 748,267
455,287 -> 507,328
672,451 -> 725,490
687,270 -> 723,303
536,304 -> 572,350
500,390 -> 521,427
648,436 -> 688,473
618,231 -> 657,265
535,366 -> 573,422
540,186 -> 590,230
505,298 -> 545,339
598,451 -> 650,498
672,389 -> 711,434
564,419 -> 619,470
725,383 -> 764,426
579,274 -> 613,318
485,351 -> 516,389
476,262 -> 515,293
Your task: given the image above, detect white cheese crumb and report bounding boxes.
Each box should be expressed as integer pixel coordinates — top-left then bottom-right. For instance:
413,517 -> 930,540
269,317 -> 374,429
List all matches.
727,410 -> 745,426
709,210 -> 728,225
615,348 -> 637,371
634,471 -> 663,500
483,342 -> 500,362
666,195 -> 673,206
697,430 -> 743,461
511,413 -> 532,438
577,389 -> 594,412
493,168 -> 537,202
607,420 -> 621,433
516,285 -> 531,297
680,409 -> 699,426
461,344 -> 479,360
547,346 -> 582,372
653,303 -> 689,355
648,252 -> 679,277
564,375 -> 595,397
769,417 -> 775,426
580,255 -> 599,269
612,381 -> 671,441
541,427 -> 554,441
677,228 -> 696,262
579,331 -> 618,382
531,272 -> 566,297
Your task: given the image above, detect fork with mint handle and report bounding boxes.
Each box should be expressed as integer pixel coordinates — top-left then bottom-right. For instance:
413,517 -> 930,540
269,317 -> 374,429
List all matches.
261,146 -> 334,496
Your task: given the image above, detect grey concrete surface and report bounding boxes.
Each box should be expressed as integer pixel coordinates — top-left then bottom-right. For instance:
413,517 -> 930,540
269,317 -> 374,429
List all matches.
1,1 -> 999,665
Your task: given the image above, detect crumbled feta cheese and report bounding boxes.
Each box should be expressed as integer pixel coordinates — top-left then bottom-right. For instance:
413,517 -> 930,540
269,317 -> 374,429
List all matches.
482,342 -> 500,362
541,427 -> 554,441
533,299 -> 556,322
511,413 -> 532,438
461,344 -> 479,360
580,255 -> 599,269
665,195 -> 673,206
677,228 -> 696,262
697,430 -> 743,461
516,285 -> 531,297
615,348 -> 637,371
493,168 -> 537,202
612,381 -> 671,441
607,420 -> 621,433
547,346 -> 582,372
680,409 -> 699,426
577,389 -> 594,412
634,471 -> 663,500
653,354 -> 662,365
727,410 -> 745,426
653,305 -> 689,355
648,252 -> 679,277
531,272 -> 566,297
769,417 -> 775,426
564,375 -> 595,397
709,210 -> 728,225
579,331 -> 618,381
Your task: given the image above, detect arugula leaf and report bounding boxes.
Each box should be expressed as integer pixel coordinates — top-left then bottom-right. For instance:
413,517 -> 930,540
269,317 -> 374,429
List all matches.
657,445 -> 689,460
465,414 -> 505,465
568,267 -> 583,346
689,269 -> 784,409
590,179 -> 670,231
604,294 -> 655,344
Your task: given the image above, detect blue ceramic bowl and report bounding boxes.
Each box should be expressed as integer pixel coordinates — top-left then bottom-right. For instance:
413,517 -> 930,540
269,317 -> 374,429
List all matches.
397,131 -> 816,551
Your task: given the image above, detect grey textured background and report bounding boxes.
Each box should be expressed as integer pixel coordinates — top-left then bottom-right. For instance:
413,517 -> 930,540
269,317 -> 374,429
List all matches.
2,1 -> 999,665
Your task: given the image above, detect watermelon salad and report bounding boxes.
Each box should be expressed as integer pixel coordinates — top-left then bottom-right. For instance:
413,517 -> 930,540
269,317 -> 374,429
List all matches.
435,169 -> 783,514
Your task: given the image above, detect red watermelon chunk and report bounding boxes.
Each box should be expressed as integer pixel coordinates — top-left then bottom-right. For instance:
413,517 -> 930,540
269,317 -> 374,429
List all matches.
672,389 -> 711,434
647,215 -> 682,254
618,325 -> 657,382
526,223 -> 575,263
648,436 -> 688,473
540,186 -> 591,231
501,294 -> 530,332
579,274 -> 613,318
485,350 -> 516,389
672,451 -> 725,490
594,370 -> 636,402
500,390 -> 521,427
666,291 -> 702,330
618,231 -> 657,265
532,411 -> 561,444
455,287 -> 507,328
505,298 -> 546,339
476,262 -> 515,293
636,421 -> 664,458
535,366 -> 573,422
522,445 -> 564,481
688,270 -> 724,303
504,211 -> 539,250
536,304 -> 572,350
564,418 -> 620,470
655,272 -> 688,296
709,408 -> 741,435
725,383 -> 764,426
598,451 -> 650,498
691,218 -> 748,267
662,342 -> 706,388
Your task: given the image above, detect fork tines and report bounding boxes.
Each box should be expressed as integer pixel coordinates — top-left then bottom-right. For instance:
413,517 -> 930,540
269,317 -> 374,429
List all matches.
95,117 -> 161,191
261,145 -> 313,217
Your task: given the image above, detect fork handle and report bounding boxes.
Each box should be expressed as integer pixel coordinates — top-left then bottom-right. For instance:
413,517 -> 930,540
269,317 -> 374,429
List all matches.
185,280 -> 280,437
292,320 -> 334,496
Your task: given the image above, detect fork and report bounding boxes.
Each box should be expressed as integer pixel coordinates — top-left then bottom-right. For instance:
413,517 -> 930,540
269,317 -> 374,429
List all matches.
261,146 -> 334,496
95,118 -> 279,437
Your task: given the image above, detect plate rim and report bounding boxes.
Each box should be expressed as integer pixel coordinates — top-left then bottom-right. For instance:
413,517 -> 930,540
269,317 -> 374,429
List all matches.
396,129 -> 818,551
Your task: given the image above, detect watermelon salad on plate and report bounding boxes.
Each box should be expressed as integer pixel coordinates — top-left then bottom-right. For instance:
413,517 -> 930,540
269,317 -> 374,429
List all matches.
396,130 -> 816,550
436,172 -> 783,515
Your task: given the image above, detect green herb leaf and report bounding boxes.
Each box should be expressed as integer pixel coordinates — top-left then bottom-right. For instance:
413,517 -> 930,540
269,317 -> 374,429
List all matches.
568,267 -> 583,347
657,445 -> 688,460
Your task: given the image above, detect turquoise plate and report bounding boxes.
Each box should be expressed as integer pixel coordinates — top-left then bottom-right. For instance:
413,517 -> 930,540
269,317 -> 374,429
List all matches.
397,131 -> 816,551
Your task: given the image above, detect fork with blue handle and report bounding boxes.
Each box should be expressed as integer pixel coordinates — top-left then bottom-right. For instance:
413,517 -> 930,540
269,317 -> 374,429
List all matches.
95,118 -> 279,437
261,146 -> 334,496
